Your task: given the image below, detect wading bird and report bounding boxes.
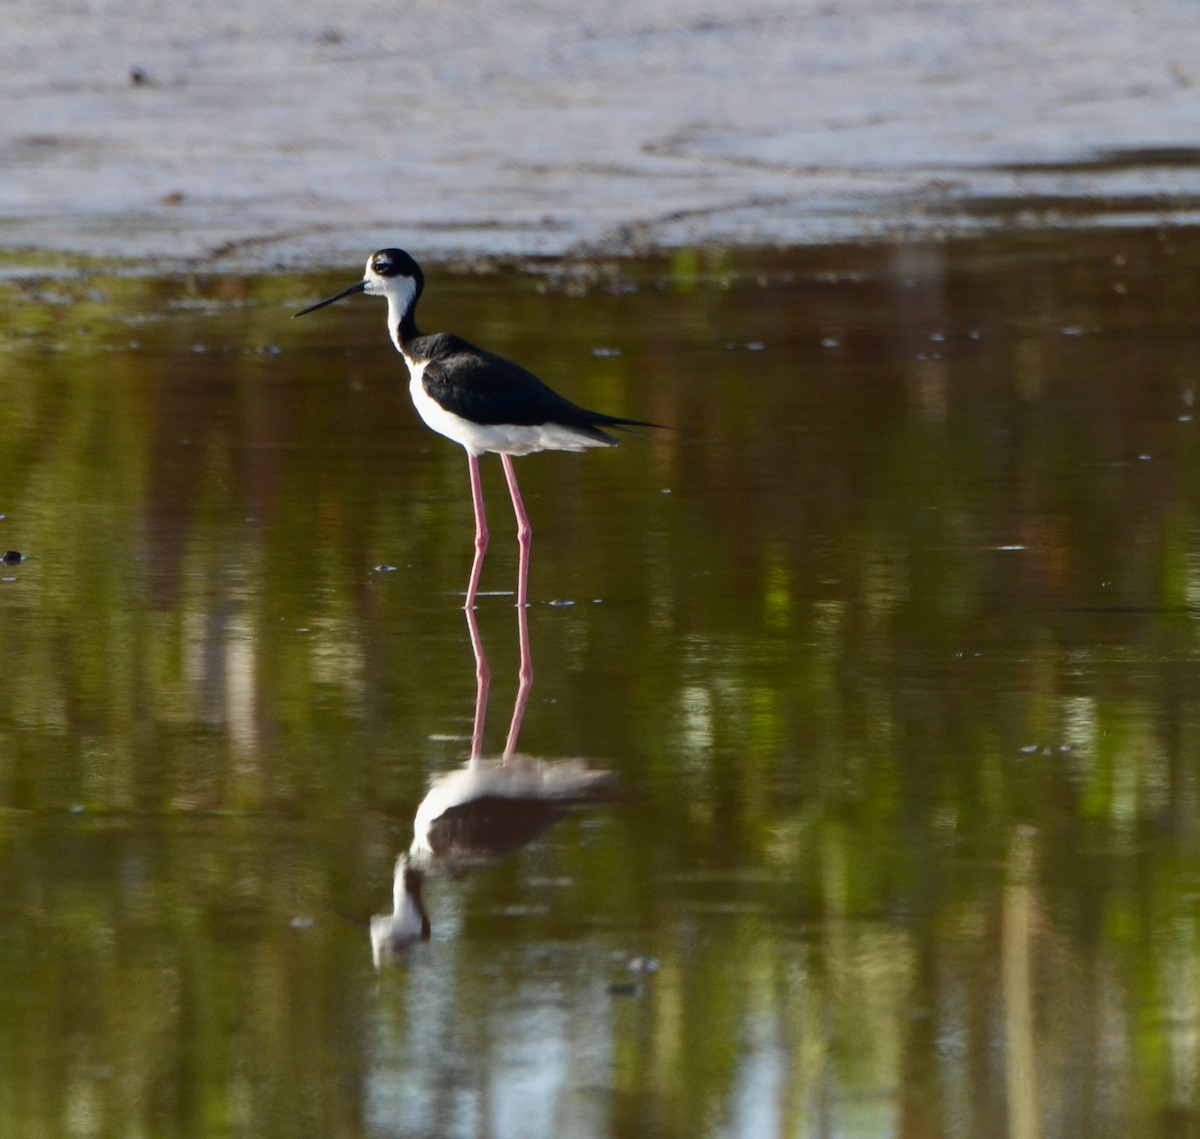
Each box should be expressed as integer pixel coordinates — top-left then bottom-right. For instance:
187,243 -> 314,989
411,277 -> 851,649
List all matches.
296,248 -> 658,609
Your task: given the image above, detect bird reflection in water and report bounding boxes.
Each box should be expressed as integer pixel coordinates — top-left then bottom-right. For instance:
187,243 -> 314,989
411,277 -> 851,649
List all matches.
372,603 -> 620,966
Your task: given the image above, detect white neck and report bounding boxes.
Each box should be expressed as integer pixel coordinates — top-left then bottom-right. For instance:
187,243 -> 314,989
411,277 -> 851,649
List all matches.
383,278 -> 418,354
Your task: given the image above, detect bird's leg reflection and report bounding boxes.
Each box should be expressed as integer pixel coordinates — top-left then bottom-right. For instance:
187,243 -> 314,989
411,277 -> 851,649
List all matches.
466,593 -> 533,761
503,596 -> 533,758
465,606 -> 491,760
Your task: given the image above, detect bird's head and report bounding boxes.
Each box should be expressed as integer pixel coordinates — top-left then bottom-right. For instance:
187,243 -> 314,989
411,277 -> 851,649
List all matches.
295,247 -> 424,318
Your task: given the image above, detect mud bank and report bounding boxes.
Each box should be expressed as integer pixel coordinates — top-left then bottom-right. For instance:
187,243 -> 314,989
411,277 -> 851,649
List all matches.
5,0 -> 1200,272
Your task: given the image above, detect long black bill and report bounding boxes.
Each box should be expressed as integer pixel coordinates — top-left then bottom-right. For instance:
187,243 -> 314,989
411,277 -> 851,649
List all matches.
294,279 -> 367,318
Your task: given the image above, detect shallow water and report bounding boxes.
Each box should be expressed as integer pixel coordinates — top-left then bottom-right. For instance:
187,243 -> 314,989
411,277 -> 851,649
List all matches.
4,229 -> 1200,1138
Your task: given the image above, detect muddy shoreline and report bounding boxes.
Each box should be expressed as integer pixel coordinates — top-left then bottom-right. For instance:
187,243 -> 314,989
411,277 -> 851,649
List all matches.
6,0 -> 1200,273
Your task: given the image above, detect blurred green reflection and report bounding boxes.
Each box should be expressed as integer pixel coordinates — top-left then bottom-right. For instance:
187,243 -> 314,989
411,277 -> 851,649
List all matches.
3,229 -> 1200,1137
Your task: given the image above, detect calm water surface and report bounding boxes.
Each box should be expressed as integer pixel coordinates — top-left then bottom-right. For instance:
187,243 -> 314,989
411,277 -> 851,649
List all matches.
4,229 -> 1200,1138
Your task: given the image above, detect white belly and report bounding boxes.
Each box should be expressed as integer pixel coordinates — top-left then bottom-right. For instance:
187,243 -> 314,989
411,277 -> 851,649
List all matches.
405,358 -> 613,457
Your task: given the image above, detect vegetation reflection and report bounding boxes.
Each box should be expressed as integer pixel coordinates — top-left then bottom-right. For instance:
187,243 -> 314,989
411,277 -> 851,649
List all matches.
3,230 -> 1200,1137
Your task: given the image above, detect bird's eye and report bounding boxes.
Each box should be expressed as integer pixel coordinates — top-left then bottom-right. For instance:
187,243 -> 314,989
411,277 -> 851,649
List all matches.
373,257 -> 393,276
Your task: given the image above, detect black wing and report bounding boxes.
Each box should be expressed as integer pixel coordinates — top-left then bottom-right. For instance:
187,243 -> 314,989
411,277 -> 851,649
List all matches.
418,333 -> 657,432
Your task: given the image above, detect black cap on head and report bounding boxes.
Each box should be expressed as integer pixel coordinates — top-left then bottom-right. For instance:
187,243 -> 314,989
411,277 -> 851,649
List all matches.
370,248 -> 420,279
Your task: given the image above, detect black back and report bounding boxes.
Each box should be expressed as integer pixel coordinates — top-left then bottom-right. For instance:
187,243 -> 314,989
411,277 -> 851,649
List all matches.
413,332 -> 655,435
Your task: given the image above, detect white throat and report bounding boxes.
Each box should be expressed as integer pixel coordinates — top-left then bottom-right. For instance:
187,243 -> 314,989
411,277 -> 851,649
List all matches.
382,277 -> 418,353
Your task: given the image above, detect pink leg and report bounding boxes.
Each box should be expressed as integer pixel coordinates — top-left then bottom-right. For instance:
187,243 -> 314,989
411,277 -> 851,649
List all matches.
464,606 -> 490,760
464,452 -> 488,609
500,453 -> 532,610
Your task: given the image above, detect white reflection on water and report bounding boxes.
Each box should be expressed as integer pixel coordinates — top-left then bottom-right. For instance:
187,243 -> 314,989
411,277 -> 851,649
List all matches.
367,600 -> 624,1134
367,945 -> 616,1139
678,683 -> 715,756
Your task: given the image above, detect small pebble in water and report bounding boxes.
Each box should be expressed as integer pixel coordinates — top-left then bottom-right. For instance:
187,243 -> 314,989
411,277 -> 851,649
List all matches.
2,550 -> 23,564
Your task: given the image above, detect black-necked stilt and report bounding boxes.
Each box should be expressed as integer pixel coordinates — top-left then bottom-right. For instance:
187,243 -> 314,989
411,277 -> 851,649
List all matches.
295,248 -> 660,609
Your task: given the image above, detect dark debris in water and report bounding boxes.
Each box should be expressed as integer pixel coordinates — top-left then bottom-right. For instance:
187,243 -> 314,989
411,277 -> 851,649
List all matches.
2,550 -> 24,564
